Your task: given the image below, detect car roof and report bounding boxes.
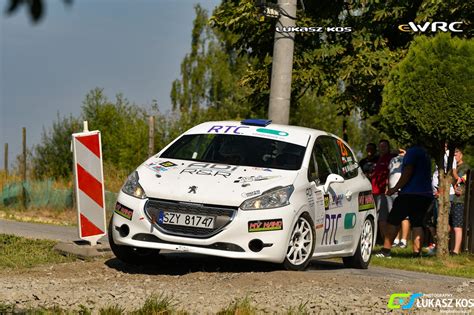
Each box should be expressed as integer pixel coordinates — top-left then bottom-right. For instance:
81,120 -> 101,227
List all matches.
182,120 -> 343,148
187,121 -> 335,138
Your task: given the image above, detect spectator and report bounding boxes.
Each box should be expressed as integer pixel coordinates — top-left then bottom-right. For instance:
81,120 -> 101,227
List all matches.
389,148 -> 410,249
376,143 -> 433,258
359,143 -> 379,180
450,148 -> 469,255
371,140 -> 396,240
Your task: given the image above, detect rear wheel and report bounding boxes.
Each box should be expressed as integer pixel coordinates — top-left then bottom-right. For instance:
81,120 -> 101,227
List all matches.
108,217 -> 160,265
343,217 -> 373,269
283,213 -> 315,271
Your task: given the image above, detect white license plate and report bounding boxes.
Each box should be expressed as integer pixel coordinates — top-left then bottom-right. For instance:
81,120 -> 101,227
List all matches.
158,211 -> 215,229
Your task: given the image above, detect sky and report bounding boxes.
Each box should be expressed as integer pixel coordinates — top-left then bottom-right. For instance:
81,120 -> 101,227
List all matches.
0,0 -> 220,167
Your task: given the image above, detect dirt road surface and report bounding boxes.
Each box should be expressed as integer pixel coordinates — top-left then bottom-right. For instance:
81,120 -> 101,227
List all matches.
1,253 -> 473,313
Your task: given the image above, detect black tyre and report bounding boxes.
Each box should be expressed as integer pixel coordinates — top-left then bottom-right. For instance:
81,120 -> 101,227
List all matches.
283,213 -> 316,271
343,217 -> 373,269
108,217 -> 160,265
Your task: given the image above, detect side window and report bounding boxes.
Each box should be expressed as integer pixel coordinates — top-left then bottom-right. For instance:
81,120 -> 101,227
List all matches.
312,136 -> 343,183
307,151 -> 318,183
336,139 -> 358,179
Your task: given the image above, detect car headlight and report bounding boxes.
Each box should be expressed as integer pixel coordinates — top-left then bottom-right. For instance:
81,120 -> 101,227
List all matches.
240,185 -> 294,210
121,171 -> 147,199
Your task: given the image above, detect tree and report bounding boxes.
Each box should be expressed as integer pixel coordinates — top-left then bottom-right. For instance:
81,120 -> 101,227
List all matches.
170,5 -> 254,117
380,33 -> 474,257
33,114 -> 81,178
172,3 -> 388,149
32,88 -> 151,179
211,0 -> 473,117
80,89 -> 149,172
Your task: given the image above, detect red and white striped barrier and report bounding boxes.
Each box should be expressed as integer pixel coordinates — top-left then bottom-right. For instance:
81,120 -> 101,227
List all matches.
72,126 -> 106,245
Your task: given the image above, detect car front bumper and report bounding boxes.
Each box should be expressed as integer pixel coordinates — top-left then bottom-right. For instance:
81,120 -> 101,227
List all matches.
111,192 -> 299,264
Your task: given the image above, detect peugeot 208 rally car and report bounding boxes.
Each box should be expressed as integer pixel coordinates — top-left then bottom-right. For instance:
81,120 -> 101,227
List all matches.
109,119 -> 377,270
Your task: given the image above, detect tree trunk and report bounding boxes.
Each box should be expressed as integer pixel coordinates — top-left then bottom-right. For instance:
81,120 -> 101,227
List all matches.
437,169 -> 451,257
436,146 -> 455,258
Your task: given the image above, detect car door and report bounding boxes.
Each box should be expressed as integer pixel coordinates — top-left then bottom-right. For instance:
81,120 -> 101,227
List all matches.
333,138 -> 362,249
308,136 -> 347,253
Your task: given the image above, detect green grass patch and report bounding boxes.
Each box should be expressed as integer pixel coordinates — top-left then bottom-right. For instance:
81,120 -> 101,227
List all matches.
286,301 -> 310,315
0,296 -> 312,314
0,234 -> 76,269
372,245 -> 474,278
217,297 -> 256,315
0,303 -> 76,315
131,294 -> 184,315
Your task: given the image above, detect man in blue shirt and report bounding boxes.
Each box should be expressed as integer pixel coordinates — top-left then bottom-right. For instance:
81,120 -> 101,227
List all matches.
376,144 -> 433,258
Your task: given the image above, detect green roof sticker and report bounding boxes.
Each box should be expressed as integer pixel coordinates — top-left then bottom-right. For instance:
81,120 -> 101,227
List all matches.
256,128 -> 289,137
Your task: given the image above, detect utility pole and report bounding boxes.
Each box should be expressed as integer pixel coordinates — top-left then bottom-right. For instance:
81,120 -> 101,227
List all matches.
268,0 -> 297,125
3,143 -> 8,178
21,127 -> 27,209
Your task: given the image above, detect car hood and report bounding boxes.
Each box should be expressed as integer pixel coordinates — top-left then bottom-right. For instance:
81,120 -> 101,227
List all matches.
136,158 -> 298,207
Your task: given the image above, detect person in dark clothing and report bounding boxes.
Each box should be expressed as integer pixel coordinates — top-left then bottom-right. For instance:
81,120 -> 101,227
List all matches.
359,143 -> 379,180
376,144 -> 433,258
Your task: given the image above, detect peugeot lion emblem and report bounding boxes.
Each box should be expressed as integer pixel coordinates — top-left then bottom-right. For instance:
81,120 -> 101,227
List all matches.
188,186 -> 197,194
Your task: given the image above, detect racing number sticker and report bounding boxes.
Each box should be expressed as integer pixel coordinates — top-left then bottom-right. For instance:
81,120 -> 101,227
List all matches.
337,139 -> 349,157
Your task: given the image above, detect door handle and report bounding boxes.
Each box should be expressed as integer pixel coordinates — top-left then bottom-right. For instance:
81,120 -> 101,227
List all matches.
345,190 -> 352,200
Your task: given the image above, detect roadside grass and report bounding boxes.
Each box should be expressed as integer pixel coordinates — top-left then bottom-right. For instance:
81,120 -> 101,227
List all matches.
217,297 -> 255,315
0,296 -> 312,314
0,234 -> 76,269
0,303 -> 67,315
0,207 -> 77,226
131,294 -> 184,315
372,244 -> 474,278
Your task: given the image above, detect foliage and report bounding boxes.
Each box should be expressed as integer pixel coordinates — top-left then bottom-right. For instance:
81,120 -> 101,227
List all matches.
380,34 -> 473,151
291,88 -> 386,155
81,88 -> 149,172
171,5 -> 254,116
211,0 -> 473,116
379,33 -> 474,257
33,115 -> 81,179
32,89 -> 150,179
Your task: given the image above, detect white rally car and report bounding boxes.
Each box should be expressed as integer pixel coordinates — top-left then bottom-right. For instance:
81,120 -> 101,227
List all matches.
109,119 -> 377,270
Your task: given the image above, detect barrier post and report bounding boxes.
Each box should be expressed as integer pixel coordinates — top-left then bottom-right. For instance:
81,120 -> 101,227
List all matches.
72,122 -> 106,246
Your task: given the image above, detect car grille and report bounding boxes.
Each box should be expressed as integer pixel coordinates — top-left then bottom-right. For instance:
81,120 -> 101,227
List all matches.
144,199 -> 237,238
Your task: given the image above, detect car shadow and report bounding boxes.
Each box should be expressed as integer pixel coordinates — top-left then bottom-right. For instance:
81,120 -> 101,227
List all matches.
105,253 -> 348,275
105,253 -> 279,275
307,259 -> 347,271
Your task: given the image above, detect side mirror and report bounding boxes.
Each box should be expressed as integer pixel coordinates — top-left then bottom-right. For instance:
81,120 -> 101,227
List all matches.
324,173 -> 344,193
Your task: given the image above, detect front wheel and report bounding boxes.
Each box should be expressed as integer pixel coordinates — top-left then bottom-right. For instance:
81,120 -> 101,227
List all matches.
108,217 -> 160,265
283,213 -> 316,271
343,217 -> 373,269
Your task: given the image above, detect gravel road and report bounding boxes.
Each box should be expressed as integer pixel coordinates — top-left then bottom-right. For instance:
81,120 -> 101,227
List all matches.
1,253 -> 473,314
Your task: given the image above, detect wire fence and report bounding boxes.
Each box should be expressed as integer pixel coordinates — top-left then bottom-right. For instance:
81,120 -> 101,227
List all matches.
1,179 -> 117,212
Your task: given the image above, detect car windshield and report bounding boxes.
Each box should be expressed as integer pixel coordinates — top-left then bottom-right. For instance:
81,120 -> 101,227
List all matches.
160,134 -> 306,170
